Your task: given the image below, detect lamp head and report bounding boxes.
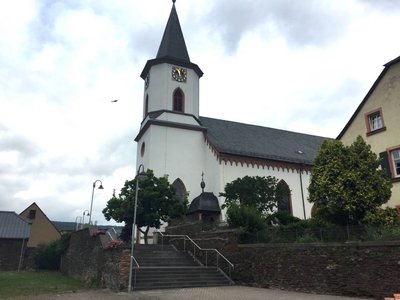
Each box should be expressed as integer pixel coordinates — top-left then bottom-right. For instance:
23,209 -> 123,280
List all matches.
98,184 -> 104,190
137,171 -> 147,182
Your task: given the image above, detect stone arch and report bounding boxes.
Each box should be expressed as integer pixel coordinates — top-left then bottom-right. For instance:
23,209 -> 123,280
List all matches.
172,178 -> 187,201
276,180 -> 292,215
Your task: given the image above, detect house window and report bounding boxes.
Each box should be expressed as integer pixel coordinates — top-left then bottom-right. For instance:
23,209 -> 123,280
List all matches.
391,149 -> 400,178
365,108 -> 385,135
369,112 -> 382,130
28,209 -> 36,219
173,88 -> 184,113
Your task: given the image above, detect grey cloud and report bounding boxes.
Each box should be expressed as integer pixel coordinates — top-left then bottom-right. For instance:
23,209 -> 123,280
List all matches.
203,0 -> 351,54
0,125 -> 40,161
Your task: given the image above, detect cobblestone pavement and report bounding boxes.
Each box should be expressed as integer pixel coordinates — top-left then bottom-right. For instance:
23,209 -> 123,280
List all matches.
131,286 -> 371,300
8,287 -> 372,300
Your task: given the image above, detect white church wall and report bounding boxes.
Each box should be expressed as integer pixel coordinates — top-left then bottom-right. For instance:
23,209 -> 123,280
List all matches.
137,124 -> 207,202
219,161 -> 312,220
156,111 -> 200,126
144,64 -> 199,117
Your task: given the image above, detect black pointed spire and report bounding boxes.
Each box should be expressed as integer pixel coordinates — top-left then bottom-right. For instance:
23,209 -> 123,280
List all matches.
156,1 -> 190,62
140,1 -> 203,80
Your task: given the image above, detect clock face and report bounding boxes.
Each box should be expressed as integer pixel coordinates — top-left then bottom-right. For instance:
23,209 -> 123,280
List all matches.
171,66 -> 187,82
145,74 -> 150,89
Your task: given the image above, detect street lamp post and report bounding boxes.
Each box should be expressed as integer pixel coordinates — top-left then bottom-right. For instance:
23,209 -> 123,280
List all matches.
128,164 -> 147,292
89,180 -> 104,225
82,210 -> 90,228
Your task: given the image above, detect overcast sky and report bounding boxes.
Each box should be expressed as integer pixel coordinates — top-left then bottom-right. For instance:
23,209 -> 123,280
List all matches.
1,0 -> 400,226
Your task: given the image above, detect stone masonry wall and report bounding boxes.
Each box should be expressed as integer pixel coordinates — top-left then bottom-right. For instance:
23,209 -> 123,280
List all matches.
61,228 -> 130,290
165,225 -> 400,299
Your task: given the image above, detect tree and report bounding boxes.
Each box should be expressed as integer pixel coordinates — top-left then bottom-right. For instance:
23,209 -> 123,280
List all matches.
102,170 -> 187,243
308,136 -> 392,225
220,175 -> 279,215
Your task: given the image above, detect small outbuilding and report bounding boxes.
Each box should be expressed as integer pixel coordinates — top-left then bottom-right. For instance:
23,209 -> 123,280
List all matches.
186,177 -> 221,223
0,211 -> 31,271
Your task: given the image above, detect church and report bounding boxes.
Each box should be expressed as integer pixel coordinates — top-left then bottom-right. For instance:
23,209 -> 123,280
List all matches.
135,1 -> 329,221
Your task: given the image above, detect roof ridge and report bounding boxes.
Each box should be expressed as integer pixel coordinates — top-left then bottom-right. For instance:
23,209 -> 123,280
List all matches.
199,116 -> 329,139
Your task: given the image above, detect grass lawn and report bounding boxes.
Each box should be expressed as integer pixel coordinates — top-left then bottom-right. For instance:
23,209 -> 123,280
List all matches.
0,271 -> 88,299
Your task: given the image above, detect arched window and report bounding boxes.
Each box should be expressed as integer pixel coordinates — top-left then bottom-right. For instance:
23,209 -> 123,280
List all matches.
172,178 -> 187,201
276,180 -> 292,215
173,88 -> 184,113
144,94 -> 149,116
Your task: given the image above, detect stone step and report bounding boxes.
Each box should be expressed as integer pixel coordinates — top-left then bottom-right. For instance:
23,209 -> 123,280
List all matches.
130,244 -> 233,290
133,267 -> 231,290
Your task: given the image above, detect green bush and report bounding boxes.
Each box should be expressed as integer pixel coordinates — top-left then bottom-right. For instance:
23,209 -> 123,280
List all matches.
266,212 -> 302,226
363,207 -> 398,226
363,225 -> 400,241
296,231 -> 319,243
34,234 -> 71,270
226,203 -> 265,232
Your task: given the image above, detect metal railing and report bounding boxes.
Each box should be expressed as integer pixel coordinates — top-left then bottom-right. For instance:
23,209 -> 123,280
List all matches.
130,256 -> 140,290
156,230 -> 234,280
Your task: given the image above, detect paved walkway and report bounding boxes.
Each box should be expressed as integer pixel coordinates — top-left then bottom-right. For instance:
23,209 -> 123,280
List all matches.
131,286 -> 371,300
9,286 -> 372,300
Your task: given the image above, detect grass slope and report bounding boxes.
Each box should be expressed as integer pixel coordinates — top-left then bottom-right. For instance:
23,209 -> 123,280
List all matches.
0,271 -> 87,299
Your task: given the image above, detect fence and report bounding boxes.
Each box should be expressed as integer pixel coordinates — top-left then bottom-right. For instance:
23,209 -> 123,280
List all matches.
239,224 -> 400,244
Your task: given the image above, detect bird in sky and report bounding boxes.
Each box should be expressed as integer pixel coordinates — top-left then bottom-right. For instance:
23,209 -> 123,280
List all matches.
111,99 -> 118,103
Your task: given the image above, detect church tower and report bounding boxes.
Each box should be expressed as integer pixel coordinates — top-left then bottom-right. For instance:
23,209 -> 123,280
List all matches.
135,1 -> 207,201
139,1 -> 203,119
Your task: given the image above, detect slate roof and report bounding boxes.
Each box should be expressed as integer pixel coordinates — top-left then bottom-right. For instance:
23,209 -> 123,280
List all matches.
52,221 -> 77,232
140,2 -> 203,79
156,2 -> 190,63
52,221 -> 124,235
200,117 -> 329,165
0,211 -> 30,239
187,192 -> 221,215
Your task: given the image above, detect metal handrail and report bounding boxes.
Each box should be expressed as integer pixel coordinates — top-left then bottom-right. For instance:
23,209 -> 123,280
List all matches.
155,230 -> 234,279
131,256 -> 140,290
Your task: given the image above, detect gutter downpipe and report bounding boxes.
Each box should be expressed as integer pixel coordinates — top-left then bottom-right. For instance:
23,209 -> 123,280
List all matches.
300,164 -> 306,220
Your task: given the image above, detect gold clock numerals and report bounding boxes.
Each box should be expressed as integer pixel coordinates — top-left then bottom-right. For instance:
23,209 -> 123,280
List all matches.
172,66 -> 187,82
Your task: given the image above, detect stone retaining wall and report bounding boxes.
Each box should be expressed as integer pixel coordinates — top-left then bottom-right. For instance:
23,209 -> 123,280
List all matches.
165,225 -> 400,299
61,228 -> 130,290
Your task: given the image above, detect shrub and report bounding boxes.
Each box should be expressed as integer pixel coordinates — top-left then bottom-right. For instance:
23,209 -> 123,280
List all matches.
34,233 -> 71,270
226,203 -> 265,232
363,207 -> 398,226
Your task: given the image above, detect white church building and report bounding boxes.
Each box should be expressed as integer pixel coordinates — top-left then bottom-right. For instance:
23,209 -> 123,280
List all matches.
135,2 -> 329,221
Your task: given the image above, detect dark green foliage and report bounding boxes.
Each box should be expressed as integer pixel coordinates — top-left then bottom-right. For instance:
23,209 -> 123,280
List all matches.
34,234 -> 71,270
267,212 -> 302,226
308,136 -> 392,225
363,207 -> 398,226
226,203 -> 265,232
102,169 -> 187,243
220,175 -> 279,215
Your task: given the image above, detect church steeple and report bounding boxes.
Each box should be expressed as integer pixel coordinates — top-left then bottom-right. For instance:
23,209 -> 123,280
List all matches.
140,1 -> 203,79
156,1 -> 190,63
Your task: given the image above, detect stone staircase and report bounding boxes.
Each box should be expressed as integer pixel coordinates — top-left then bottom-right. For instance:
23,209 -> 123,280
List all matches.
131,244 -> 233,290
